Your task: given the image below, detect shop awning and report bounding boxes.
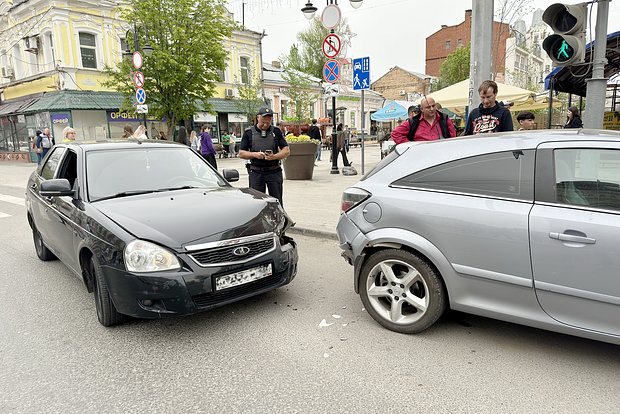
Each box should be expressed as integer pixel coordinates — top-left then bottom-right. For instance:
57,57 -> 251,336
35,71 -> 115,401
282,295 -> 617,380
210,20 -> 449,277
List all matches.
423,79 -> 536,108
370,100 -> 408,121
24,90 -> 124,112
199,98 -> 245,114
0,97 -> 39,116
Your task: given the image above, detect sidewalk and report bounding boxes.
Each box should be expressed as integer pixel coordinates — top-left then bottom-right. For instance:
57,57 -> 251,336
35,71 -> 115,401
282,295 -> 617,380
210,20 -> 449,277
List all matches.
222,143 -> 382,240
0,143 -> 383,240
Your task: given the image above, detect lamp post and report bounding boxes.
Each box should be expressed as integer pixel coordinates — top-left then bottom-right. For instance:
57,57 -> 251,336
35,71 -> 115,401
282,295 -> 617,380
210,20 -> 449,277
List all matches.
301,0 -> 363,174
124,23 -> 153,129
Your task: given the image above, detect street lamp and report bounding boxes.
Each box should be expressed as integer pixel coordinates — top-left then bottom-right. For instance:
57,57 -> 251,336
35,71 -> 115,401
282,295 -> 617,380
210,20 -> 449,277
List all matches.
301,0 -> 363,174
123,23 -> 153,130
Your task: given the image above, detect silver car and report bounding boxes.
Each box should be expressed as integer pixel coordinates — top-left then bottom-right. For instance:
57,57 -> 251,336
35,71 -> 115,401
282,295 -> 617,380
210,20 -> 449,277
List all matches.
337,129 -> 620,345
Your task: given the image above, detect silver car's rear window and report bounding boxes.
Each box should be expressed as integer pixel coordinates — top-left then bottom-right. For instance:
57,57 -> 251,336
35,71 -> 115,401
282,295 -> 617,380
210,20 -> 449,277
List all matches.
361,147 -> 405,181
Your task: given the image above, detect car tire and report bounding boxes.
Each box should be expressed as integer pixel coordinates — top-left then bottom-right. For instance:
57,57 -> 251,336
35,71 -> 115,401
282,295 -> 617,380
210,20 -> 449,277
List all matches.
359,249 -> 446,334
90,257 -> 127,327
33,225 -> 56,261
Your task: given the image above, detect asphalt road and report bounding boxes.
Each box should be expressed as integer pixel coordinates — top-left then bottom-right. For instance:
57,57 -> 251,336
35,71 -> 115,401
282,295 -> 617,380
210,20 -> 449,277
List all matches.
1,178 -> 620,413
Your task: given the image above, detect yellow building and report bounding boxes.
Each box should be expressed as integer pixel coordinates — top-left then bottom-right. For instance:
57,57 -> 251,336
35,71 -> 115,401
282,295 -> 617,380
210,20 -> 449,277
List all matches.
0,1 -> 264,157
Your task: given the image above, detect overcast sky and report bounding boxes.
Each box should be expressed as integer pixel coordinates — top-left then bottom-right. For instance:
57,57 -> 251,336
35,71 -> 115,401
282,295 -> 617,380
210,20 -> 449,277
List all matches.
225,0 -> 620,82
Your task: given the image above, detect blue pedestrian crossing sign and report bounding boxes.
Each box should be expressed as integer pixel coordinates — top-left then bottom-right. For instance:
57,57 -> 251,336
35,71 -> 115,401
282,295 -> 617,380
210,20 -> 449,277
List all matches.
352,57 -> 370,91
323,59 -> 340,84
135,88 -> 147,105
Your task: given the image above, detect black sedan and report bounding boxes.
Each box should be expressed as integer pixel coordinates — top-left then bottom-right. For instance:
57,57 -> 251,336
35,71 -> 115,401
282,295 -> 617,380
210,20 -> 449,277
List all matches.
26,140 -> 298,326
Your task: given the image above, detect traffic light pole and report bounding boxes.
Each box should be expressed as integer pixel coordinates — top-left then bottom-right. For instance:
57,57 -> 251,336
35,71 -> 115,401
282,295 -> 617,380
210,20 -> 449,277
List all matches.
584,0 -> 610,129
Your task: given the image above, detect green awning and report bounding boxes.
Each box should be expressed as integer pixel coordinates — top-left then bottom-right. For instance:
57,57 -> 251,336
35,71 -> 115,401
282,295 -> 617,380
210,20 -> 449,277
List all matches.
0,97 -> 39,116
24,90 -> 125,112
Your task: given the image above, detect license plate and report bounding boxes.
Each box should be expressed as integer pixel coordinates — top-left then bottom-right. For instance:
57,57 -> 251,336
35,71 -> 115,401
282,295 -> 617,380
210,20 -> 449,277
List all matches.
215,264 -> 272,291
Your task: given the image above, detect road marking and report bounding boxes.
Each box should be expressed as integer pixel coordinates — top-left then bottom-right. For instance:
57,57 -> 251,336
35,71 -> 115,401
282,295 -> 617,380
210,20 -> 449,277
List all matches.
0,194 -> 25,206
0,212 -> 10,218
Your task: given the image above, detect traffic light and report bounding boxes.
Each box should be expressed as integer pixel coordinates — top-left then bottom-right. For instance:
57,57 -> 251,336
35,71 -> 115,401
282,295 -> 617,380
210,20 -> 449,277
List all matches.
542,3 -> 588,66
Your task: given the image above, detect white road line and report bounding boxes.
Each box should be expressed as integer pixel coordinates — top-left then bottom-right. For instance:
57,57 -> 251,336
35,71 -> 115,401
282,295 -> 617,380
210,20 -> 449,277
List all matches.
0,194 -> 25,206
0,212 -> 10,218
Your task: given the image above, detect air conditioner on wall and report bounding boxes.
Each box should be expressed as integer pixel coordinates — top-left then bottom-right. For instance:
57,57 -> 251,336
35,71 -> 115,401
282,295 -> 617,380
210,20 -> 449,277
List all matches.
24,36 -> 39,53
1,66 -> 14,78
225,88 -> 234,98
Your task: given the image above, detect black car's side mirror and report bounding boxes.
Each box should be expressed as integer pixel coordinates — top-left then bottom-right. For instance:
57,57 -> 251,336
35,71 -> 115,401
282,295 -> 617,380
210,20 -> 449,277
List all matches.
222,169 -> 239,182
40,179 -> 74,197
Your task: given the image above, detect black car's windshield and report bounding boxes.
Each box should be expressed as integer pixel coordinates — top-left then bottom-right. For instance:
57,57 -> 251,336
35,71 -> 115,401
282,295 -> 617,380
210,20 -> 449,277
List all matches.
87,147 -> 228,201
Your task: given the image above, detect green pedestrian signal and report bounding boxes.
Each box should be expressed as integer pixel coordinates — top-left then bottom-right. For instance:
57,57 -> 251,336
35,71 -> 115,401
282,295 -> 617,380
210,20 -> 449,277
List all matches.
542,3 -> 587,66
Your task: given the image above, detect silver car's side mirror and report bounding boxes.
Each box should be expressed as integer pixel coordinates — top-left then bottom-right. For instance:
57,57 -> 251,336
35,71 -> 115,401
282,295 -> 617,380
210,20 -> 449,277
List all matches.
222,169 -> 239,182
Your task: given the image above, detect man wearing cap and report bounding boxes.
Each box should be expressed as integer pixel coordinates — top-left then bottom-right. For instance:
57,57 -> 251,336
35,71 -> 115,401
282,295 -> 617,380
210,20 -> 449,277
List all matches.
239,106 -> 290,206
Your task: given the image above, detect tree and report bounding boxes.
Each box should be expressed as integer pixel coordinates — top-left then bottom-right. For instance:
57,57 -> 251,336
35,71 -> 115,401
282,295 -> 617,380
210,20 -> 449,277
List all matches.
103,0 -> 235,138
433,44 -> 470,91
280,45 -> 319,125
233,66 -> 264,123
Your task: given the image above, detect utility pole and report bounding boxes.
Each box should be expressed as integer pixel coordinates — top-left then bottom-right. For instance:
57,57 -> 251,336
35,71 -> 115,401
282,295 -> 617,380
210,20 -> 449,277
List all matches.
584,0 -> 610,129
468,0 -> 494,111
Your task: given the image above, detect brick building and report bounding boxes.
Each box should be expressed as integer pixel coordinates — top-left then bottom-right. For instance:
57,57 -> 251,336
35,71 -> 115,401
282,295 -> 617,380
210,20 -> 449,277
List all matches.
425,9 -> 510,82
371,66 -> 433,102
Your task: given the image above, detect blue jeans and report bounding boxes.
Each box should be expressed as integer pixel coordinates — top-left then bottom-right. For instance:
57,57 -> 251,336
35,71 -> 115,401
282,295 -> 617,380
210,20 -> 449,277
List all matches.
313,140 -> 321,160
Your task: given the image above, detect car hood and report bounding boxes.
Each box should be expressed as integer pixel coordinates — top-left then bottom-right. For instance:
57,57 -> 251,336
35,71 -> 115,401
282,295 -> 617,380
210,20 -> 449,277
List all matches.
94,187 -> 288,250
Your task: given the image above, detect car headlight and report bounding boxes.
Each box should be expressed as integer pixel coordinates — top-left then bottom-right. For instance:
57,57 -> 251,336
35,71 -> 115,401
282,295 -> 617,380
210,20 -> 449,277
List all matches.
124,240 -> 181,273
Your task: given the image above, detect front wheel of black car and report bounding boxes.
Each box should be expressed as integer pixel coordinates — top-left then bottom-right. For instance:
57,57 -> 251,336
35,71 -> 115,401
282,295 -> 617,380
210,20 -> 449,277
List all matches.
359,249 -> 446,334
33,225 -> 56,261
90,258 -> 127,327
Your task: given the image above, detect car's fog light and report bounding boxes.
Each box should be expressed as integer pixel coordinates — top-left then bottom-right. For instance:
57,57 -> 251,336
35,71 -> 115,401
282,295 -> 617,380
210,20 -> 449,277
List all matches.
142,299 -> 153,306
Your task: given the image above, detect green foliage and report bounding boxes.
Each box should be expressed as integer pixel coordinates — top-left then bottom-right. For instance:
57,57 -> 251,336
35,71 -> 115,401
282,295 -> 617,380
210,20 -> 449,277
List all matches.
433,44 -> 470,91
234,66 -> 264,123
280,45 -> 319,124
103,0 -> 235,137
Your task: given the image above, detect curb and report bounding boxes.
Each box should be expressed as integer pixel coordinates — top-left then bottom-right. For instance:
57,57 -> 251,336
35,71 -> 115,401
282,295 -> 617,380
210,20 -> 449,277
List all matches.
288,225 -> 338,241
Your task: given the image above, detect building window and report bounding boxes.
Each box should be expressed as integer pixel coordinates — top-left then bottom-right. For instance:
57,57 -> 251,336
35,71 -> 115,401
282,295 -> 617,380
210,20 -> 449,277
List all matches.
239,56 -> 249,84
79,32 -> 97,69
445,40 -> 451,50
457,38 -> 463,48
217,66 -> 226,82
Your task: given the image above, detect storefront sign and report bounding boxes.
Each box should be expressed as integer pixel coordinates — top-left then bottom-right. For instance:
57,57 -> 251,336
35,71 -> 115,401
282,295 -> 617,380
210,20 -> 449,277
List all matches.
194,112 -> 217,122
107,111 -> 161,122
228,113 -> 246,123
51,113 -> 70,125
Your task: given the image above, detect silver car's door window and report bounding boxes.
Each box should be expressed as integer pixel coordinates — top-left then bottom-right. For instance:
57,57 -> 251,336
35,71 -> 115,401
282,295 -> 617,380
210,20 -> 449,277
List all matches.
531,144 -> 620,336
40,147 -> 66,180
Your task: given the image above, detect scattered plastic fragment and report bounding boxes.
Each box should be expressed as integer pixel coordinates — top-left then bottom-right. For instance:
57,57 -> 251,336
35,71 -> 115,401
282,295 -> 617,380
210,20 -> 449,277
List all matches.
332,314 -> 341,319
342,306 -> 347,309
340,337 -> 347,341
342,323 -> 348,327
319,319 -> 334,328
323,353 -> 329,358
362,307 -> 366,312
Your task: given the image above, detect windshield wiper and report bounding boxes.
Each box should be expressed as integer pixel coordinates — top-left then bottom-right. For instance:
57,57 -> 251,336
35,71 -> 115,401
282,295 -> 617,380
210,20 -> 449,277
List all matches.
94,190 -> 158,202
155,185 -> 202,192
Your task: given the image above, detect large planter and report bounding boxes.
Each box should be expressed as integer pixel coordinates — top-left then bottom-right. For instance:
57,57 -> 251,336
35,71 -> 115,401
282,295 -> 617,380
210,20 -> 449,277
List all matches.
283,141 -> 318,180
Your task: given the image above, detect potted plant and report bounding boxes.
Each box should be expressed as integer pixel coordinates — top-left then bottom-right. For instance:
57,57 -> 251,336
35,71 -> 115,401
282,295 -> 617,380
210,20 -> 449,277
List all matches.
283,133 -> 318,180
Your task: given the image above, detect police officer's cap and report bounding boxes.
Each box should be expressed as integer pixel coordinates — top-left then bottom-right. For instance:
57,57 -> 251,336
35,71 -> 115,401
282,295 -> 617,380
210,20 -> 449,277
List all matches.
257,106 -> 274,116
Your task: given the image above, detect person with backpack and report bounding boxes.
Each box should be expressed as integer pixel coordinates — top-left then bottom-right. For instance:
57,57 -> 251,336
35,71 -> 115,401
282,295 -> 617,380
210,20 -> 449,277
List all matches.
35,127 -> 55,161
239,106 -> 290,206
391,97 -> 456,144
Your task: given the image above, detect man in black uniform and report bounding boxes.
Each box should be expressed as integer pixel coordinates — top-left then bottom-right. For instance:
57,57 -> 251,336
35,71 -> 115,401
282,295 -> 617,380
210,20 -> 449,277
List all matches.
239,106 -> 290,206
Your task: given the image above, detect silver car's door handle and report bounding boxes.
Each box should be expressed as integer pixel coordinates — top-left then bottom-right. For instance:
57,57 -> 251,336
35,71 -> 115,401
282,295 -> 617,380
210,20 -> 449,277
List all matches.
549,232 -> 596,244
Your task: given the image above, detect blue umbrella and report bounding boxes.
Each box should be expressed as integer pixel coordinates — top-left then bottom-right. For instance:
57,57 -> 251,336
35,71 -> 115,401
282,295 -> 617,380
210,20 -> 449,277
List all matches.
371,100 -> 408,121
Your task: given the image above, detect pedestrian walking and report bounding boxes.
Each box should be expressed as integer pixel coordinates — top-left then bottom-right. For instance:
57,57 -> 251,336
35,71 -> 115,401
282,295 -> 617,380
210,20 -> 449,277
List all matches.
391,97 -> 456,144
344,125 -> 351,152
229,131 -> 238,157
564,106 -> 583,129
239,106 -> 290,206
36,127 -> 55,161
517,111 -> 536,130
33,130 -> 43,164
308,119 -> 322,161
62,126 -> 76,143
189,130 -> 200,151
199,125 -> 218,169
336,123 -> 352,167
133,125 -> 148,140
464,80 -> 514,135
177,126 -> 188,145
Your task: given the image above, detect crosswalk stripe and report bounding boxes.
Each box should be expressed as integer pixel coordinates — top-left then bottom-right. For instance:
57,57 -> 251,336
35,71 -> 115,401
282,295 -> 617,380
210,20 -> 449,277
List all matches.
0,212 -> 11,218
0,194 -> 25,206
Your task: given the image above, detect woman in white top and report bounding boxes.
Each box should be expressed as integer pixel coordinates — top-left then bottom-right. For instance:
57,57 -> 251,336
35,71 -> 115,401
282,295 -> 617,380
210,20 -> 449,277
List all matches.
189,130 -> 201,151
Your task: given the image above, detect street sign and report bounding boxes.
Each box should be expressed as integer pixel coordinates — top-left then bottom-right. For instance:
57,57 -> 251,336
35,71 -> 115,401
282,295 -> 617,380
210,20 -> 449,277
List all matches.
135,88 -> 146,104
132,51 -> 143,70
352,57 -> 370,90
322,34 -> 342,59
324,84 -> 340,97
137,104 -> 148,114
320,4 -> 341,30
133,71 -> 145,89
323,59 -> 340,84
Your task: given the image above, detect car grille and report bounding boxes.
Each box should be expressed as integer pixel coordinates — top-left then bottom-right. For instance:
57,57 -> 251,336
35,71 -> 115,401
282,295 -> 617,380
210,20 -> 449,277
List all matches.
190,237 -> 275,266
191,271 -> 285,308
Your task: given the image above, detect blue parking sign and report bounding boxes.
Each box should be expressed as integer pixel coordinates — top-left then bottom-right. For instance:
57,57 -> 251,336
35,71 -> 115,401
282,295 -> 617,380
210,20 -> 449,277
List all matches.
352,57 -> 370,91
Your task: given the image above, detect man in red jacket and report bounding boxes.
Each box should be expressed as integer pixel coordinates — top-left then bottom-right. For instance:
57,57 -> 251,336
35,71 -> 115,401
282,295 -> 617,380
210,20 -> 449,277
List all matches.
391,97 -> 456,144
